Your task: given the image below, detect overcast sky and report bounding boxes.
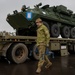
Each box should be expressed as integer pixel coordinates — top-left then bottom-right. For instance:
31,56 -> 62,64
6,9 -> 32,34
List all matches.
0,0 -> 75,32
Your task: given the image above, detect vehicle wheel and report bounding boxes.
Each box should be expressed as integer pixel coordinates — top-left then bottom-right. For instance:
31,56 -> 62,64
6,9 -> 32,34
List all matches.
43,21 -> 50,30
28,44 -> 39,60
70,28 -> 75,38
50,24 -> 60,37
6,43 -> 28,64
61,26 -> 70,38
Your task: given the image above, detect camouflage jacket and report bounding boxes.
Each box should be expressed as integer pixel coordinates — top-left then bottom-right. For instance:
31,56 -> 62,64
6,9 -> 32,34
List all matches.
36,24 -> 50,46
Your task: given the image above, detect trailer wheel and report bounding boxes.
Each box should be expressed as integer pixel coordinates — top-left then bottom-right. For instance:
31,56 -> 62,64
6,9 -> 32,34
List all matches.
51,24 -> 60,37
61,26 -> 70,38
6,43 -> 28,64
28,44 -> 39,60
70,28 -> 75,38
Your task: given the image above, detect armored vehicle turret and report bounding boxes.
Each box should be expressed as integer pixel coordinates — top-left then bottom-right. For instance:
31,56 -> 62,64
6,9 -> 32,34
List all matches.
6,3 -> 75,38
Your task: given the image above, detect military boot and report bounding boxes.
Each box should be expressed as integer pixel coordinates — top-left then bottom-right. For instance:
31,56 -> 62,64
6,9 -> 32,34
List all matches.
45,62 -> 52,69
36,67 -> 41,74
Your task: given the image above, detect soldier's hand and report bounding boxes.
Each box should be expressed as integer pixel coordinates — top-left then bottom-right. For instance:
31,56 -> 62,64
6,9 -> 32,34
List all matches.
36,44 -> 39,47
47,44 -> 49,47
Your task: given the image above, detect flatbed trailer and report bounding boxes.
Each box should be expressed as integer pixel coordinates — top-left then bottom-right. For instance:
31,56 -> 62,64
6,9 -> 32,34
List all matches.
0,34 -> 75,64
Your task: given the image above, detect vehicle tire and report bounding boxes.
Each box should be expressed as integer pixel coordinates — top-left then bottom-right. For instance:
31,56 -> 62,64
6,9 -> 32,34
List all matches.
6,43 -> 28,64
70,28 -> 75,38
61,26 -> 70,38
28,44 -> 39,60
50,24 -> 60,37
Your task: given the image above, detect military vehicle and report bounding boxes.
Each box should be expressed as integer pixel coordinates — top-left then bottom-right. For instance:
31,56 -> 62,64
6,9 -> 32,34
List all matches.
6,3 -> 75,38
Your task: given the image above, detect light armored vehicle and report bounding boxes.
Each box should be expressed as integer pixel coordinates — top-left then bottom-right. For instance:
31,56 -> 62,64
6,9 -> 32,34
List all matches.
7,3 -> 75,38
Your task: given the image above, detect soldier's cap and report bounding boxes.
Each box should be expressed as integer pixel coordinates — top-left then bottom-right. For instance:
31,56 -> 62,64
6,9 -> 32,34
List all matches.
35,18 -> 42,23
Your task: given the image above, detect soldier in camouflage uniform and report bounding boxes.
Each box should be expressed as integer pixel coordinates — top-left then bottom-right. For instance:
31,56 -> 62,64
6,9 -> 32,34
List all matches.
36,18 -> 52,73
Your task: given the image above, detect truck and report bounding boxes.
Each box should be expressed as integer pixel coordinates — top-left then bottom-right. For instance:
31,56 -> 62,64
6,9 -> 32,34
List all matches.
0,3 -> 75,64
0,33 -> 75,64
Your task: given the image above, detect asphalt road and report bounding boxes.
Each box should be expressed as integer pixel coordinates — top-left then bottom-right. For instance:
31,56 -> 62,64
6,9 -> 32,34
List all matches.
0,55 -> 75,75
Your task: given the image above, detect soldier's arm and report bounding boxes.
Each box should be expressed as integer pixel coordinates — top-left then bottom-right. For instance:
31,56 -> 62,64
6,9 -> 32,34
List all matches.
43,26 -> 50,45
36,38 -> 39,46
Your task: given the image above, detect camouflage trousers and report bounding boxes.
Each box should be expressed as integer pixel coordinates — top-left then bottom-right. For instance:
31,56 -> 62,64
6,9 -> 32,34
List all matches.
37,45 -> 50,68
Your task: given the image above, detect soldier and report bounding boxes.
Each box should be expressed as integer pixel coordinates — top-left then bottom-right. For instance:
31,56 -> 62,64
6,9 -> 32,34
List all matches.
36,18 -> 52,73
